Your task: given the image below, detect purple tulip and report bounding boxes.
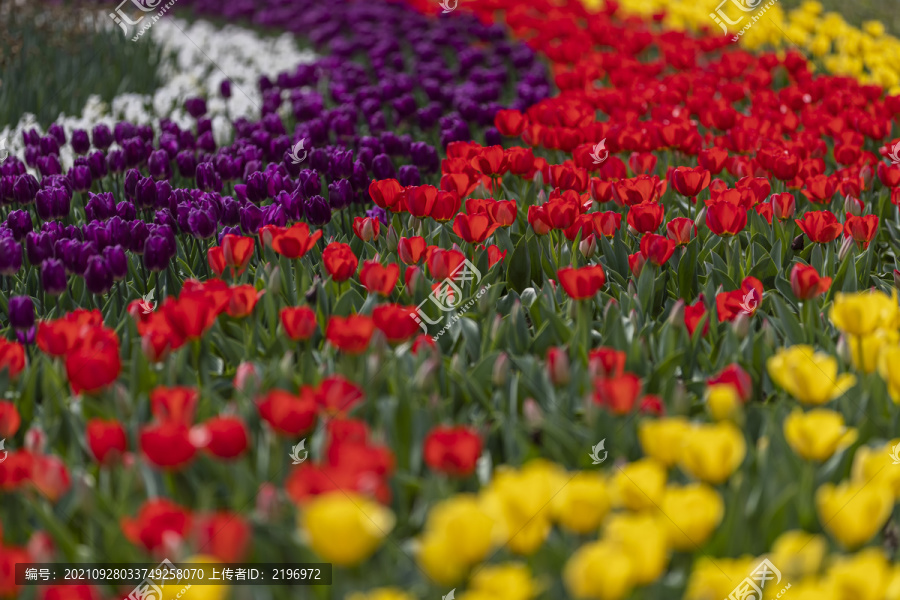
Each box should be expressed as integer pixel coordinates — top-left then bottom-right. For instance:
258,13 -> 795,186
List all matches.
8,296 -> 35,330
70,165 -> 92,193
84,255 -> 113,294
188,208 -> 217,239
37,155 -> 62,177
130,221 -> 150,254
303,195 -> 331,226
239,204 -> 264,234
107,150 -> 126,174
6,210 -> 32,241
85,192 -> 116,221
220,79 -> 232,98
196,162 -> 222,193
135,177 -> 158,209
245,172 -> 268,203
328,179 -> 354,211
92,124 -> 113,150
116,201 -> 137,221
41,258 -> 67,295
26,231 -> 55,265
0,236 -> 22,275
185,97 -> 208,118
71,129 -> 91,154
371,154 -> 395,180
143,234 -> 173,272
148,150 -> 172,181
40,135 -> 60,156
114,122 -> 137,146
176,151 -> 197,178
297,170 -> 321,198
103,245 -> 128,281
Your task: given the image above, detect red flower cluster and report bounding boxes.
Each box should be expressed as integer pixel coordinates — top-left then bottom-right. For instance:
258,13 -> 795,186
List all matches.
37,309 -> 121,394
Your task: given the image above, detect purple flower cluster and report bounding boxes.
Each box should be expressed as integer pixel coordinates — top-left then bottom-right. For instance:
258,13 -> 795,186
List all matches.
0,0 -> 549,302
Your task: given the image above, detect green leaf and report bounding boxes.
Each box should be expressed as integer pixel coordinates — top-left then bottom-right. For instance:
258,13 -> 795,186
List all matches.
506,236 -> 532,293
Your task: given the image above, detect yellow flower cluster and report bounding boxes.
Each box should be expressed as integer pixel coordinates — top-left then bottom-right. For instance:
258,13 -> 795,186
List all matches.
300,491 -> 395,566
577,0 -> 900,93
686,538 -> 900,599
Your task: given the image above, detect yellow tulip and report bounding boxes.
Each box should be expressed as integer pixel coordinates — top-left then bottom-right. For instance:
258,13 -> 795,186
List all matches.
830,290 -> 900,337
850,439 -> 900,498
551,472 -> 611,534
467,563 -> 539,600
564,541 -> 634,600
638,417 -> 690,468
783,409 -> 857,461
159,556 -> 227,600
612,458 -> 667,511
887,565 -> 900,600
417,532 -> 470,586
602,512 -> 669,585
684,556 -> 759,600
815,482 -> 894,549
416,494 -> 495,584
706,384 -> 742,422
659,483 -> 724,551
772,579 -> 835,600
678,422 -> 746,485
767,345 -> 856,405
849,328 -> 899,373
863,20 -> 886,37
769,530 -> 827,579
824,548 -> 891,600
301,491 -> 394,566
347,589 -> 416,600
878,344 -> 900,402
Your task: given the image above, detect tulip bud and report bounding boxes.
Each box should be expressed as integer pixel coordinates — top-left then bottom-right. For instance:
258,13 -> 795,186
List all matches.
546,347 -> 571,386
838,235 -> 855,262
490,313 -> 503,341
266,266 -> 281,295
667,299 -> 685,327
859,163 -> 874,189
27,532 -> 55,562
694,207 -> 707,229
844,195 -> 863,217
234,362 -> 260,393
471,182 -> 490,199
579,234 -> 597,258
761,319 -> 776,347
731,312 -> 750,339
407,214 -> 421,231
385,225 -> 399,249
523,398 -> 543,430
772,192 -> 795,220
533,171 -> 544,188
25,426 -> 46,454
894,269 -> 900,289
413,358 -> 438,391
836,335 -> 852,364
627,224 -> 640,237
492,352 -> 510,386
255,483 -> 280,521
535,189 -> 546,205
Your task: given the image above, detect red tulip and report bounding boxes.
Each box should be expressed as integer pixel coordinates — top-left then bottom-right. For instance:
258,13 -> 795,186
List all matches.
613,176 -> 662,206
588,347 -> 626,378
221,234 -> 255,274
429,190 -> 462,222
369,179 -> 406,211
398,236 -> 427,265
360,261 -> 400,296
796,211 -> 843,243
280,306 -> 317,341
592,211 -> 622,238
706,200 -> 747,236
161,294 -> 219,341
271,223 -> 322,259
193,512 -> 252,563
672,166 -> 711,198
226,284 -> 263,318
593,373 -> 642,415
684,295 -> 710,337
699,147 -> 729,174
36,309 -> 102,357
470,145 -> 509,176
507,147 -> 537,178
322,242 -> 359,282
800,174 -> 837,204
453,213 -> 500,243
494,109 -> 526,137
716,276 -> 764,322
877,162 -> 900,188
771,151 -> 800,181
0,401 -> 20,438
207,246 -> 225,276
666,217 -> 695,245
843,214 -> 879,248
640,234 -> 676,266
197,416 -> 249,459
426,248 -> 465,281
423,426 -> 482,477
0,339 -> 25,380
316,376 -> 365,415
139,423 -> 196,469
790,264 -> 832,301
546,347 -> 571,386
626,202 -> 665,233
352,216 -> 380,242
485,245 -> 507,267
557,265 -> 606,299
527,205 -> 553,235
121,499 -> 192,553
771,192 -> 796,221
325,315 -> 375,354
628,252 -> 645,277
407,185 -> 438,218
707,364 -> 753,402
150,386 -> 198,427
256,389 -> 317,437
64,331 -> 120,395
754,202 -> 774,224
86,418 -> 127,464
373,304 -> 420,343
